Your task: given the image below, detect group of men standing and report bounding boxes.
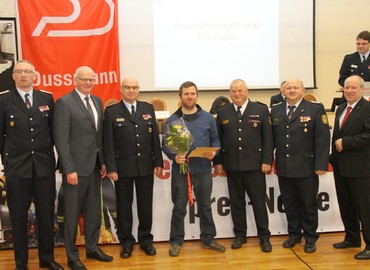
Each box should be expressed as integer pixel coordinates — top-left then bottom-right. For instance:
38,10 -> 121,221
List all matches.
0,30 -> 370,269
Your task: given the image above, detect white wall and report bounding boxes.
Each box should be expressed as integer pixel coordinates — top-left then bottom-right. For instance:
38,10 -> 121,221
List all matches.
1,0 -> 369,112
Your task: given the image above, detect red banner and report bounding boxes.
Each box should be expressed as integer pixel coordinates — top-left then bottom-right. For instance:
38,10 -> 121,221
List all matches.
17,0 -> 121,104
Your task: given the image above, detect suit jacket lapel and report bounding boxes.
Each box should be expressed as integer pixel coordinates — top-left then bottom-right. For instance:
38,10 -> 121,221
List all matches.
339,98 -> 365,133
90,95 -> 102,130
72,90 -> 96,130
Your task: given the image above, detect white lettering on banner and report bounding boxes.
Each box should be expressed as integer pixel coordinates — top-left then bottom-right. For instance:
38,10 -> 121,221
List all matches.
32,0 -> 115,37
33,70 -> 118,87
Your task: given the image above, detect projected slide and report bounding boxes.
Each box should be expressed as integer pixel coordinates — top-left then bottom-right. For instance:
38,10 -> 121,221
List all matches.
153,0 -> 278,89
119,0 -> 314,91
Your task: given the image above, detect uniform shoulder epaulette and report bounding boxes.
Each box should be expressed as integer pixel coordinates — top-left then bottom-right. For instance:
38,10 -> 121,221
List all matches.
0,90 -> 10,95
40,89 -> 52,95
310,100 -> 322,104
105,102 -> 117,108
255,100 -> 267,106
271,101 -> 283,107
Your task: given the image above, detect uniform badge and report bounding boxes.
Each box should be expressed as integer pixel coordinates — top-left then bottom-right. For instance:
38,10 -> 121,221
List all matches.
10,121 -> 14,127
304,128 -> 308,133
300,116 -> 311,122
143,114 -> 152,120
321,114 -> 328,125
148,127 -> 152,133
253,122 -> 258,127
39,105 -> 50,112
351,64 -> 358,68
222,120 -> 229,124
116,118 -> 125,122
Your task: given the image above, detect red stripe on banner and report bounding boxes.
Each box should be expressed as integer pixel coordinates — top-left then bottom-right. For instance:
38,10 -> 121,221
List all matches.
17,0 -> 121,104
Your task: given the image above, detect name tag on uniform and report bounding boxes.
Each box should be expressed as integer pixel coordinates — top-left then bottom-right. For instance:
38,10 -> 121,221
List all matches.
351,64 -> 358,68
222,119 -> 229,124
116,118 -> 125,122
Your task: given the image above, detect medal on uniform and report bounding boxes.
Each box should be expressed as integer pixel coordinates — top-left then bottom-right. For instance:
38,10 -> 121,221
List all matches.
304,128 -> 308,133
149,127 -> 152,133
253,123 -> 257,127
10,121 -> 14,127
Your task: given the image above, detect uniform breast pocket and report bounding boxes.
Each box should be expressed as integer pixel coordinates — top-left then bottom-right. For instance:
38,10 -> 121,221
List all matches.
145,121 -> 153,133
114,122 -> 128,128
6,113 -> 19,128
299,121 -> 313,135
40,111 -> 50,120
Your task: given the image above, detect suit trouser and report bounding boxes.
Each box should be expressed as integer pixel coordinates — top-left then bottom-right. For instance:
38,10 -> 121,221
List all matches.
115,174 -> 154,248
7,173 -> 56,269
334,171 -> 370,249
333,170 -> 361,243
226,170 -> 270,240
63,167 -> 101,261
278,175 -> 319,242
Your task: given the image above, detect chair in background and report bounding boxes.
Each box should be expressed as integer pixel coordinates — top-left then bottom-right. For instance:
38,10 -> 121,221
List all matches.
303,94 -> 316,102
148,97 -> 167,111
148,97 -> 168,133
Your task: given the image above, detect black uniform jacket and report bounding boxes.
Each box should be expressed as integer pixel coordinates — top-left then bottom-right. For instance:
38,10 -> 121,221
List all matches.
330,98 -> 370,177
338,52 -> 370,87
271,99 -> 330,178
214,101 -> 273,171
103,100 -> 163,178
0,89 -> 55,178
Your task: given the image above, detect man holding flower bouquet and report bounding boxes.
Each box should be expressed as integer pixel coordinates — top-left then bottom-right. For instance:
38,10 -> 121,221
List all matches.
162,81 -> 225,257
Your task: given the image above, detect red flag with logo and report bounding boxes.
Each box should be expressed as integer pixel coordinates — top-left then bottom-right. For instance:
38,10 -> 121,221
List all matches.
17,0 -> 121,104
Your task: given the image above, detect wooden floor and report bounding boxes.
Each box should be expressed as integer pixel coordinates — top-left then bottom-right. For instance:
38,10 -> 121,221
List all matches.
1,232 -> 369,270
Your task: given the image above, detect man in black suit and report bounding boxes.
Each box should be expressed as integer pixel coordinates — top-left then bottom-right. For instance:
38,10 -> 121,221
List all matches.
103,77 -> 163,259
214,79 -> 273,252
271,78 -> 330,253
0,60 -> 63,270
54,66 -> 113,270
338,31 -> 370,87
330,75 -> 370,260
270,81 -> 286,107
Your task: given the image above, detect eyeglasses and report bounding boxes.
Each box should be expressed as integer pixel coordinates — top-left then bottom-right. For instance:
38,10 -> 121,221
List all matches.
122,85 -> 140,90
13,69 -> 34,74
76,77 -> 96,83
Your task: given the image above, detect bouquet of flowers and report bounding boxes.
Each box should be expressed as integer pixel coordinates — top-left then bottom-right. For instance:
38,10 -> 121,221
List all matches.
163,118 -> 193,174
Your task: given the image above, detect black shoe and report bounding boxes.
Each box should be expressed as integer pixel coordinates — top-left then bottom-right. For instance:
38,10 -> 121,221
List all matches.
231,237 -> 247,249
141,244 -> 157,256
39,261 -> 64,270
260,239 -> 272,253
67,260 -> 86,270
86,248 -> 113,262
120,247 -> 133,258
333,240 -> 361,249
283,236 -> 301,248
304,241 -> 316,253
354,249 -> 370,260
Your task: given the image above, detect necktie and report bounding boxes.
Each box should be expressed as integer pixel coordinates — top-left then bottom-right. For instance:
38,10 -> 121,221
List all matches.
287,105 -> 296,119
25,93 -> 31,109
363,55 -> 366,63
84,96 -> 96,127
340,106 -> 352,128
131,104 -> 136,119
237,106 -> 242,118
